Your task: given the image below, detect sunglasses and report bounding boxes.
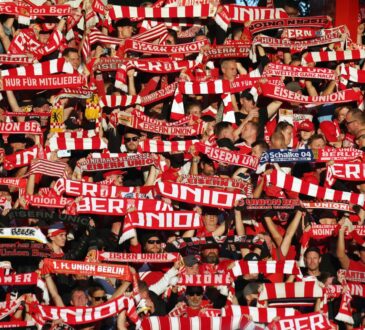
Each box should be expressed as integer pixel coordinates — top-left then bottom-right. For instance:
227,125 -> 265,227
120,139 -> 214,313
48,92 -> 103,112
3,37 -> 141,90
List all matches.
187,292 -> 203,297
125,136 -> 139,142
93,296 -> 107,302
147,239 -> 161,245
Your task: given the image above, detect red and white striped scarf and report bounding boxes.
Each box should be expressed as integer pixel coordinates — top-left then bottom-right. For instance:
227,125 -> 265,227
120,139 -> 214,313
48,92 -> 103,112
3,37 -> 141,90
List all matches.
8,29 -> 64,60
0,54 -> 34,65
30,295 -> 137,325
140,82 -> 178,106
222,306 -> 298,323
99,94 -> 141,108
121,211 -> 202,243
340,64 -> 365,83
139,139 -> 199,153
195,142 -> 259,170
231,260 -> 301,278
263,63 -> 336,80
266,312 -> 332,330
108,4 -> 215,20
266,170 -> 365,206
42,258 -> 132,280
96,251 -> 179,263
3,145 -> 42,171
248,16 -> 331,34
47,135 -> 107,151
260,83 -> 362,104
180,174 -> 253,196
76,197 -> 172,216
252,26 -> 347,52
258,282 -> 323,302
26,159 -> 67,178
1,58 -> 73,78
337,269 -> 365,283
157,181 -> 247,209
303,49 -> 365,64
139,316 -> 255,330
326,162 -> 365,186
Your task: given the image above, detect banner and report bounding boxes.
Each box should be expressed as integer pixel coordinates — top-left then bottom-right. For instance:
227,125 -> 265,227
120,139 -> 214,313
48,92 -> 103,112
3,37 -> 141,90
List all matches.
0,242 -> 53,258
177,273 -> 232,286
260,149 -> 315,164
266,312 -> 332,330
0,121 -> 42,135
0,272 -> 38,286
0,227 -> 47,243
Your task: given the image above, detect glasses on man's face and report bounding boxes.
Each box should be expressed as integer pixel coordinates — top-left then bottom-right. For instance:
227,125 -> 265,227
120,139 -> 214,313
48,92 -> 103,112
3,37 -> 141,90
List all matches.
125,136 -> 139,143
345,119 -> 356,126
93,296 -> 107,302
187,292 -> 203,297
147,239 -> 161,245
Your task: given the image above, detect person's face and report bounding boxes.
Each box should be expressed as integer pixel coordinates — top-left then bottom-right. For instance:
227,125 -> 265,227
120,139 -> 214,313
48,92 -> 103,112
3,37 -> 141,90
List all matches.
108,174 -> 123,186
71,290 -> 88,306
300,130 -> 313,142
304,251 -> 321,271
186,264 -> 200,275
345,113 -> 359,135
240,98 -> 255,111
319,218 -> 337,225
51,232 -> 66,248
337,107 -> 349,123
241,123 -> 257,140
118,25 -> 133,38
65,51 -> 81,70
166,34 -> 176,45
271,137 -> 286,149
39,33 -> 50,44
203,214 -> 218,229
201,247 -> 219,264
219,126 -> 234,141
201,162 -> 215,176
10,142 -> 26,152
188,105 -> 201,117
284,5 -> 299,17
222,61 -> 237,81
186,292 -> 203,308
124,134 -> 140,152
144,236 -> 161,253
309,138 -> 326,150
282,126 -> 293,146
90,289 -> 107,306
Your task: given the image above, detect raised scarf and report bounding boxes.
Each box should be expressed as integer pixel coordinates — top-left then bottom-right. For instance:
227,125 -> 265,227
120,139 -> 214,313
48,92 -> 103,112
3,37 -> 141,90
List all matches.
27,159 -> 67,178
76,197 -> 172,216
266,312 -> 332,330
96,251 -> 179,263
0,121 -> 42,136
42,258 -> 132,281
177,273 -> 232,286
326,162 -> 365,186
303,49 -> 365,64
157,181 -> 247,209
121,211 -> 202,243
0,227 -> 47,243
47,135 -> 108,151
260,83 -> 362,104
3,145 -> 42,170
195,142 -> 259,170
266,170 -> 365,206
139,139 -> 199,153
0,242 -> 53,259
180,174 -> 253,196
231,260 -> 301,278
0,272 -> 38,286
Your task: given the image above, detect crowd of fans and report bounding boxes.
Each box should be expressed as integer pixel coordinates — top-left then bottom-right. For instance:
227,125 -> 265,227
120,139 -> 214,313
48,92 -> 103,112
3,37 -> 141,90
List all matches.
1,0 -> 365,329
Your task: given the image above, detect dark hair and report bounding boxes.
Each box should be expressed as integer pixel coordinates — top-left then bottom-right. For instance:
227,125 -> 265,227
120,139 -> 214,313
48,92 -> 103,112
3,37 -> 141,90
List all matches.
62,47 -> 79,57
251,140 -> 269,152
274,121 -> 293,134
308,133 -> 325,146
214,121 -> 232,137
304,246 -> 321,258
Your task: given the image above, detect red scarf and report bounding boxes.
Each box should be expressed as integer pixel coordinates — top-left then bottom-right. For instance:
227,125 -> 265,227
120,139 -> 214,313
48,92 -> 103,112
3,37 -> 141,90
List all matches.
177,273 -> 232,286
303,49 -> 365,64
231,260 -> 301,277
266,170 -> 365,206
139,139 -> 199,153
42,258 -> 132,281
267,312 -> 332,330
76,197 -> 172,215
0,121 -> 42,135
3,145 -> 41,170
326,162 -> 365,186
96,251 -> 179,263
157,181 -> 247,209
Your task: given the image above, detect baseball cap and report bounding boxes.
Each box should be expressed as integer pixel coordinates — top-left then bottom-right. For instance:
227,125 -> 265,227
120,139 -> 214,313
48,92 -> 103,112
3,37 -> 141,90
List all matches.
183,255 -> 200,267
243,252 -> 261,261
298,119 -> 314,132
319,121 -> 339,143
286,81 -> 302,92
48,222 -> 66,237
102,170 -> 126,179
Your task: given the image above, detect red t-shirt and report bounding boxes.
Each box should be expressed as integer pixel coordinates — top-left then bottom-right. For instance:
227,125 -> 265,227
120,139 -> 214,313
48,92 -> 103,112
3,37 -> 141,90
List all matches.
349,259 -> 365,272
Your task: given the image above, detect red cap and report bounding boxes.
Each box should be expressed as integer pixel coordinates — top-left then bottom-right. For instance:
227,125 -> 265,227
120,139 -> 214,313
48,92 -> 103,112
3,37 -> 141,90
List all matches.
298,119 -> 314,132
319,121 -> 339,143
102,170 -> 126,179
